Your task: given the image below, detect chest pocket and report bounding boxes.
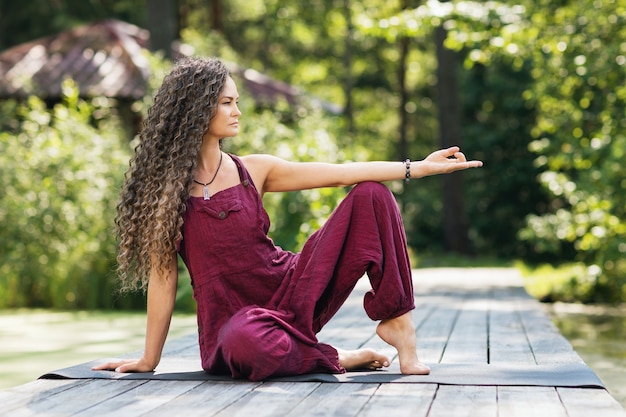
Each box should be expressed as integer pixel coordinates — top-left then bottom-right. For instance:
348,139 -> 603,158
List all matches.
197,199 -> 243,220
194,197 -> 257,255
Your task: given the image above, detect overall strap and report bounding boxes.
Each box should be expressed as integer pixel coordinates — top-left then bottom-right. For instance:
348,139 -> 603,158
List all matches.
228,154 -> 257,192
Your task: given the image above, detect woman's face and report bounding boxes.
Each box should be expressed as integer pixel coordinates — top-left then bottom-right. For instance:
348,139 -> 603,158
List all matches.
206,76 -> 241,140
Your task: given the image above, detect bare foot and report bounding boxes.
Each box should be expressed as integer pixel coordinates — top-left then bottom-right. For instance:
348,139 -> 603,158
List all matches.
376,312 -> 430,375
337,347 -> 390,371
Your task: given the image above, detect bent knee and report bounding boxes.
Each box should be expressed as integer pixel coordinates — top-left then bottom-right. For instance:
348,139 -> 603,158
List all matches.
352,181 -> 390,197
351,181 -> 395,206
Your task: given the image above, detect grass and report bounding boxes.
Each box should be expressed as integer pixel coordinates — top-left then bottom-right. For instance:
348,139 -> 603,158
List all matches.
515,260 -> 604,303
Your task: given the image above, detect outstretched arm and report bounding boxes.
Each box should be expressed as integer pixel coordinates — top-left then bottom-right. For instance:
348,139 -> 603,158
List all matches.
92,253 -> 178,373
242,146 -> 483,194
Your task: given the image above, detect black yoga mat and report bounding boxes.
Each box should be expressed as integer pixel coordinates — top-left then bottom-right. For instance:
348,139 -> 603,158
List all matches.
40,357 -> 605,388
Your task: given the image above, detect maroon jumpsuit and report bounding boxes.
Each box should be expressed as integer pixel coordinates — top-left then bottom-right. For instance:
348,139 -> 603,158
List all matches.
178,154 -> 415,381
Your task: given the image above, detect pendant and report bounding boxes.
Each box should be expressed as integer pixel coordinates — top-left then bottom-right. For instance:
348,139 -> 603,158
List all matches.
202,185 -> 211,200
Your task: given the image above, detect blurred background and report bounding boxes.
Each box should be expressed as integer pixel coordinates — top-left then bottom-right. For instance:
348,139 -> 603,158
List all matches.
0,0 -> 624,401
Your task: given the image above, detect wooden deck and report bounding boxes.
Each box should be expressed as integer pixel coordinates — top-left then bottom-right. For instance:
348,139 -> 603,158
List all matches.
2,268 -> 625,417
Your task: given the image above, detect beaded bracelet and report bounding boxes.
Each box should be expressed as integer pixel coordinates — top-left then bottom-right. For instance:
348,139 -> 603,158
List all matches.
404,159 -> 411,183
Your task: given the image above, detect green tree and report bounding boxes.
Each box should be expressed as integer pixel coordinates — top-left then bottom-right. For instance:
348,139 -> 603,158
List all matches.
515,0 -> 626,302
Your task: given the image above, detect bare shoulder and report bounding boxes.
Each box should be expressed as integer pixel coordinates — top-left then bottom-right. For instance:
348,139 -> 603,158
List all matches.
239,154 -> 286,192
240,154 -> 282,174
240,153 -> 281,166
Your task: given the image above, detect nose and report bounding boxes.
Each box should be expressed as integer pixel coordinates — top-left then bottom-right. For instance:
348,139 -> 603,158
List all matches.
233,103 -> 242,116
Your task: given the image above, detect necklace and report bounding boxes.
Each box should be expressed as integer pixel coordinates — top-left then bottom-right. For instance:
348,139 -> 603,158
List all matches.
193,151 -> 223,200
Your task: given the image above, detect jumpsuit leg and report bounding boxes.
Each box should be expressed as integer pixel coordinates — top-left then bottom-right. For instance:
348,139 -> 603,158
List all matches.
278,181 -> 415,333
214,182 -> 414,379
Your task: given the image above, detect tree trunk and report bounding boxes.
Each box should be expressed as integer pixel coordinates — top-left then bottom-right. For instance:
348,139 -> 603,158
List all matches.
209,0 -> 224,33
342,0 -> 355,135
398,35 -> 409,162
434,24 -> 470,254
147,0 -> 177,59
397,0 -> 413,162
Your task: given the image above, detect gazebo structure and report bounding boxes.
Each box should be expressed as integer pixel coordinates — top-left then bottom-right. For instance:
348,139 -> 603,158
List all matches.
0,19 -> 313,108
0,20 -> 151,101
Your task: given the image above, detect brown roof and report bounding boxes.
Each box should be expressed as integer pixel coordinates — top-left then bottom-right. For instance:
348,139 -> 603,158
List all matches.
0,19 -> 150,100
0,19 -> 340,113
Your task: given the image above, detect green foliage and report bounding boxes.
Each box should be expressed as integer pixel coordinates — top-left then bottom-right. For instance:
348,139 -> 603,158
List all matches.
360,0 -> 626,302
0,80 -> 136,309
514,0 -> 626,303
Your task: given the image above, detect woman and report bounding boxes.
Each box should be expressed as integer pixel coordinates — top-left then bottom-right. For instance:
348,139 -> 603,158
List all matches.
94,57 -> 482,381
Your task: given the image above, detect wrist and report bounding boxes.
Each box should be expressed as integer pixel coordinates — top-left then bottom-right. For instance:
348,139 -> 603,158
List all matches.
141,352 -> 161,370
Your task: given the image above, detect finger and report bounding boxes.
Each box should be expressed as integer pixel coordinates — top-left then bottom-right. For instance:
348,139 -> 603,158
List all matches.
445,161 -> 480,173
92,361 -> 121,371
115,364 -> 130,373
453,152 -> 467,162
439,148 -> 456,158
120,361 -> 155,373
459,161 -> 483,169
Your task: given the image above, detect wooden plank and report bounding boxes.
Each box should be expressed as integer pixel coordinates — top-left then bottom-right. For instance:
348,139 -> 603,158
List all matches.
440,291 -> 489,363
488,287 -> 536,364
211,382 -> 320,417
285,383 -> 377,417
8,379 -> 147,417
428,385 -> 497,417
497,386 -> 567,417
358,383 -> 436,417
413,290 -> 465,364
146,380 -> 263,417
0,379 -> 87,415
515,297 -> 583,365
72,380 -> 205,417
557,388 -> 626,417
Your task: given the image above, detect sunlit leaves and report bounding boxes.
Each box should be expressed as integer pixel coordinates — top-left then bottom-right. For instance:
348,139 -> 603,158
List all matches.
354,0 -> 626,301
0,81 -> 131,308
509,0 -> 626,302
355,0 -> 526,66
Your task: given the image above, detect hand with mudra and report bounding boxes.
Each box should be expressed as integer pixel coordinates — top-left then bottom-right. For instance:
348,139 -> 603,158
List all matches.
421,147 -> 483,174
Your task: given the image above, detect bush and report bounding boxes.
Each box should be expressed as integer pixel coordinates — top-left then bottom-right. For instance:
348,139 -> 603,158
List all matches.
0,80 -> 136,309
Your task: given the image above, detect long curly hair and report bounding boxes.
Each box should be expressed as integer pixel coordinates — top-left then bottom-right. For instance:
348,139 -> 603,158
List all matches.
115,57 -> 230,292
